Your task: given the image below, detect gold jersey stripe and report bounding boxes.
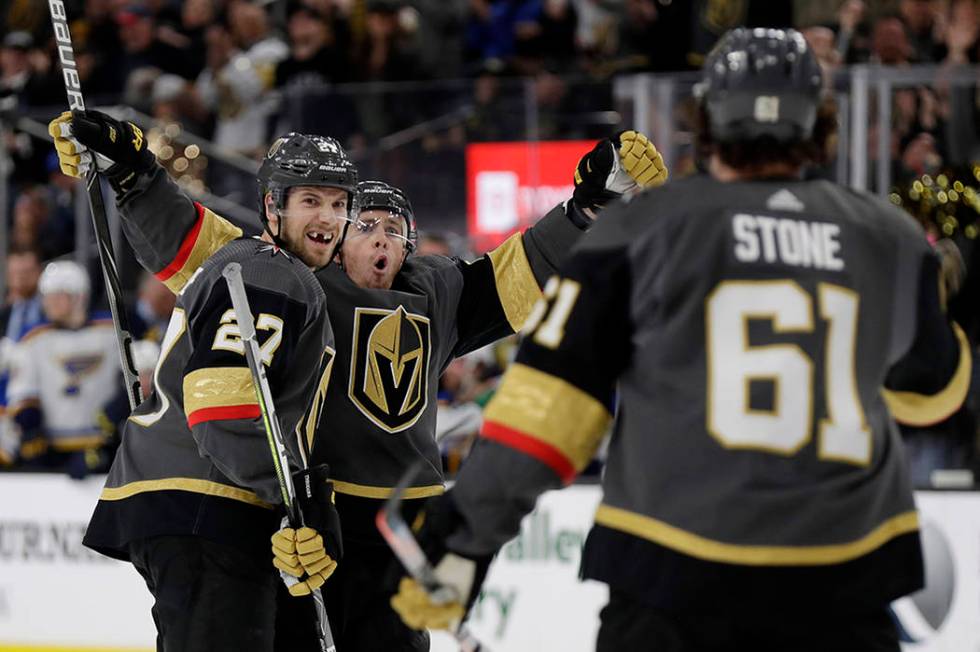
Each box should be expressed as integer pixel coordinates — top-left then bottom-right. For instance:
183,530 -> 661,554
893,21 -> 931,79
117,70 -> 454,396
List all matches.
331,479 -> 444,499
183,367 -> 257,416
487,232 -> 543,332
49,435 -> 106,451
100,477 -> 272,509
595,504 -> 919,566
161,207 -> 242,293
483,363 -> 611,472
883,323 -> 972,427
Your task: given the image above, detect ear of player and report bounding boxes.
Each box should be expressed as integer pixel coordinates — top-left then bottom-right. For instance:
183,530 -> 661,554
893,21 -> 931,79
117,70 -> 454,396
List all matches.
572,130 -> 668,213
48,110 -> 155,192
271,464 -> 344,597
389,492 -> 492,631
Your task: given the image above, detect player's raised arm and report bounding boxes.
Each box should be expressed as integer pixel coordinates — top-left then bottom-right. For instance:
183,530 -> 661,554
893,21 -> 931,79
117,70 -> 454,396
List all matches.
883,245 -> 972,427
391,205 -> 641,629
48,111 -> 242,293
451,130 -> 667,356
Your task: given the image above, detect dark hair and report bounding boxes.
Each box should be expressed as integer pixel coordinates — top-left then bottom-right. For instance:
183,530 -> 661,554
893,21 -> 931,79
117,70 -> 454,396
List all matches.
693,97 -> 838,172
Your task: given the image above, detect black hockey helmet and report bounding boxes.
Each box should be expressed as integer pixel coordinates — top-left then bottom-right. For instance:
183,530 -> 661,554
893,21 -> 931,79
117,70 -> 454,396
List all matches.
355,180 -> 418,253
695,28 -> 823,143
256,133 -> 359,239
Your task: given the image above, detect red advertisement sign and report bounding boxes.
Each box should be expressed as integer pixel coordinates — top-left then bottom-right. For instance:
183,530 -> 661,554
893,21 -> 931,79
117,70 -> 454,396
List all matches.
466,141 -> 593,251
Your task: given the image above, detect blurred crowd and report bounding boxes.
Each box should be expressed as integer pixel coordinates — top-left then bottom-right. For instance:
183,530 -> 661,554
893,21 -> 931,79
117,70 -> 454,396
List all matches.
1,0 -> 979,486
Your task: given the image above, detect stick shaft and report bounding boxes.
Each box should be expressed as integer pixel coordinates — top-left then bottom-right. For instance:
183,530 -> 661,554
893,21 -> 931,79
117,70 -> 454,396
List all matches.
47,0 -> 142,410
221,262 -> 336,652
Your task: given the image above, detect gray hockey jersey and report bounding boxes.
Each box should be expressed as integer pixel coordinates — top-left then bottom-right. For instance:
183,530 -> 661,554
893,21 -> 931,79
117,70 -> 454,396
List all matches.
84,185 -> 333,560
109,166 -> 582,506
450,174 -> 972,608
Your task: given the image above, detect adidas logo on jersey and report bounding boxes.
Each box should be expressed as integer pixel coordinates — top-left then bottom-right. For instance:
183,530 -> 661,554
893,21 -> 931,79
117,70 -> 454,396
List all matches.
766,189 -> 805,212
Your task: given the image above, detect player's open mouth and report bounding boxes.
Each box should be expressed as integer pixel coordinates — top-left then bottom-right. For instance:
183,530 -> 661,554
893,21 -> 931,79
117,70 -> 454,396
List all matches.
306,231 -> 334,246
374,255 -> 388,272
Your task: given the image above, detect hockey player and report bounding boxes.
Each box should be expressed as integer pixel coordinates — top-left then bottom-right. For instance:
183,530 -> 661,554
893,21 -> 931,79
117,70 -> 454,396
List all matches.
49,111 -> 350,651
5,260 -> 119,477
49,110 -> 667,649
389,28 -> 973,652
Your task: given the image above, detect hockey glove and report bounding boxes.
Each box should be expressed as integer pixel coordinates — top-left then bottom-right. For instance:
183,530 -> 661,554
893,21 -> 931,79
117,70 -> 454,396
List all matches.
47,110 -> 155,194
271,464 -> 343,597
390,491 -> 493,631
571,130 -> 668,217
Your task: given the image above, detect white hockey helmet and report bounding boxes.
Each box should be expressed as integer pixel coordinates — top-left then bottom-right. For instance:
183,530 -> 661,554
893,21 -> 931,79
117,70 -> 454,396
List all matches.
39,260 -> 90,297
131,339 -> 161,374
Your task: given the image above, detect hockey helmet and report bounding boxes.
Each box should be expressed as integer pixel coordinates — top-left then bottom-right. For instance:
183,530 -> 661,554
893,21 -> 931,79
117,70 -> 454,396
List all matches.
257,133 -> 359,226
355,180 -> 418,253
39,260 -> 90,297
695,28 -> 823,143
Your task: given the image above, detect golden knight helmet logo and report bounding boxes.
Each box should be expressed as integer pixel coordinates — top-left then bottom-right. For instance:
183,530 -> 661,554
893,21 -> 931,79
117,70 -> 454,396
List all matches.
349,306 -> 430,432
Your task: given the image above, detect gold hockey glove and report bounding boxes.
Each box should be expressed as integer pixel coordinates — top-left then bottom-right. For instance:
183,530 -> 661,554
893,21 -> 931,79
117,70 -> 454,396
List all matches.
47,110 -> 155,193
271,464 -> 342,597
389,492 -> 492,631
572,130 -> 668,214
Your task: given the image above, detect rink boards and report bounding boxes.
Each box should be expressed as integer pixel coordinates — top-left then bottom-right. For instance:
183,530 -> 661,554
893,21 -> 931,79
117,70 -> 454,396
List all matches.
0,474 -> 976,652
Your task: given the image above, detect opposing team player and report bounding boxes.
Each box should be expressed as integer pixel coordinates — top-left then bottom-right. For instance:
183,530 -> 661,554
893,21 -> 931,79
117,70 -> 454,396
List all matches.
50,108 -> 667,649
389,28 -> 973,652
49,111 -> 349,651
5,260 -> 119,477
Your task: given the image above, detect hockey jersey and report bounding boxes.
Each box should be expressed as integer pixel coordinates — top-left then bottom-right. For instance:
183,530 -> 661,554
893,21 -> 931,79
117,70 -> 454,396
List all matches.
6,317 -> 120,454
84,181 -> 333,560
110,166 -> 582,508
449,175 -> 972,609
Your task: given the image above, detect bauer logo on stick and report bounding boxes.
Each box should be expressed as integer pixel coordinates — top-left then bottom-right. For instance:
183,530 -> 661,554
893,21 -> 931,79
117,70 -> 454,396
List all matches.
47,0 -> 85,111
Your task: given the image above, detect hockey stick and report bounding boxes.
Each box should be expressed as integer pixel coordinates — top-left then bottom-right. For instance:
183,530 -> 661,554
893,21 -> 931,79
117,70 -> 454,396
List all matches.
221,262 -> 336,652
47,0 -> 141,410
376,462 -> 487,652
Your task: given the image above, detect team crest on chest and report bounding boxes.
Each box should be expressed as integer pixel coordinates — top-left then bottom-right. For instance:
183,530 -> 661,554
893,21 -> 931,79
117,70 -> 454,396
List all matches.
348,306 -> 431,433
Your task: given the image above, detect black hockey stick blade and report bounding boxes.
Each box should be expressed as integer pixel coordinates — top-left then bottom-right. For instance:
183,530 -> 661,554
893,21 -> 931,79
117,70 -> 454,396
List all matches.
376,463 -> 488,652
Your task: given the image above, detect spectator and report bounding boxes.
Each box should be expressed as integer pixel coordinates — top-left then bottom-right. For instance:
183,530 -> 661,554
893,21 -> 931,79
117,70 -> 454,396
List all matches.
0,247 -> 44,342
513,0 -> 579,73
6,261 -> 122,478
0,31 -> 59,108
465,0 -> 543,68
612,0 -> 692,74
197,20 -> 274,153
354,0 -> 423,82
70,0 -> 128,97
133,273 -> 175,344
10,188 -> 73,262
416,232 -> 453,257
178,0 -> 217,79
899,0 -> 945,63
276,2 -> 350,87
227,0 -> 290,70
116,4 -> 196,83
872,14 -> 914,66
802,25 -> 843,91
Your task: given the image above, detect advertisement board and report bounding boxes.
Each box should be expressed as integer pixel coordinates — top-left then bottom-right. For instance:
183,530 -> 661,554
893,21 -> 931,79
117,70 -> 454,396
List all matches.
465,141 -> 593,252
0,475 -> 976,651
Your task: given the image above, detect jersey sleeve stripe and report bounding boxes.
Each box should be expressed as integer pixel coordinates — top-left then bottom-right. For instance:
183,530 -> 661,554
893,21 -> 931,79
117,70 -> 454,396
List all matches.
482,419 -> 577,483
183,367 -> 259,425
883,323 -> 972,427
187,404 -> 262,428
481,362 -> 611,480
156,201 -> 205,282
487,232 -> 544,332
156,204 -> 243,293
